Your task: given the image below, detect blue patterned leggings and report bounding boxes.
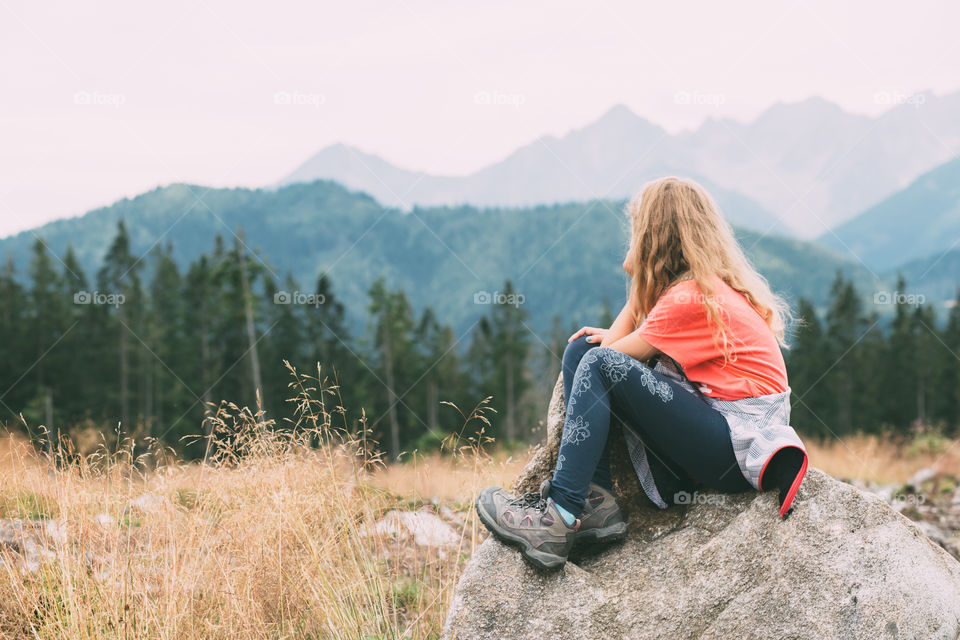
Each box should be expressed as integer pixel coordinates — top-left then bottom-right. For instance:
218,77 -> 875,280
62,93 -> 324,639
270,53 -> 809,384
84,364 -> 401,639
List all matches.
549,336 -> 750,515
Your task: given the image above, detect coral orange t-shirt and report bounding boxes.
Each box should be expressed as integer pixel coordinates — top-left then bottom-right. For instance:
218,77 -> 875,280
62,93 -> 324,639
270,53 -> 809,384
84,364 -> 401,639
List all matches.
636,277 -> 788,401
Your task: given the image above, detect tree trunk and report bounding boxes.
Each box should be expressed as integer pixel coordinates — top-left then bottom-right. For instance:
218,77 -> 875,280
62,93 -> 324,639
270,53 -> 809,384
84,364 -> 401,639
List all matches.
44,388 -> 54,458
917,375 -> 926,425
505,351 -> 516,442
144,351 -> 153,439
427,379 -> 438,434
236,233 -> 264,411
201,321 -> 214,462
382,320 -> 401,460
155,360 -> 163,437
120,316 -> 129,431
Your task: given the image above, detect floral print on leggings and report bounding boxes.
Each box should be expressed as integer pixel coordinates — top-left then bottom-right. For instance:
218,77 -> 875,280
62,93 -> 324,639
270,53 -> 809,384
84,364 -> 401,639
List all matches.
564,348 -> 673,445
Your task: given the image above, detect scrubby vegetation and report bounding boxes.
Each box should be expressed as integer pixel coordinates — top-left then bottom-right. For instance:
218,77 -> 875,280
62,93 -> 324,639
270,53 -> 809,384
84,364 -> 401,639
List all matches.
0,368 -> 522,639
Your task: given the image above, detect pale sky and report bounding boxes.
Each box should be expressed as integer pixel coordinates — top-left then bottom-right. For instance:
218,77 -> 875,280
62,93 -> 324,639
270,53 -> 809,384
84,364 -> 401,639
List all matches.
1,0 -> 958,237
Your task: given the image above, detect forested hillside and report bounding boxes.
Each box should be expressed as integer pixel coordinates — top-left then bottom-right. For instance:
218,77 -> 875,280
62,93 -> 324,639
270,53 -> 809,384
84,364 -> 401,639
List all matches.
2,216 -> 958,461
0,180 -> 877,337
820,155 -> 960,271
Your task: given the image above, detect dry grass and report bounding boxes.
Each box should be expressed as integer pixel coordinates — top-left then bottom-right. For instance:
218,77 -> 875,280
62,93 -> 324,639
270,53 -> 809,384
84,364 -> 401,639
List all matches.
0,365 -> 507,640
806,432 -> 960,484
369,453 -> 526,505
3,364 -> 960,639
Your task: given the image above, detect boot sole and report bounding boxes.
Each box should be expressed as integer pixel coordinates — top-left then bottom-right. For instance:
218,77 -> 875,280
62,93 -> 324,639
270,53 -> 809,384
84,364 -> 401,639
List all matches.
475,495 -> 568,571
574,521 -> 628,546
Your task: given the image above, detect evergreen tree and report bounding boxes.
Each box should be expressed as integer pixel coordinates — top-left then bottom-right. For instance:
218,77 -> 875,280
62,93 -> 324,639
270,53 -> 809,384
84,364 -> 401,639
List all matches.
939,289 -> 960,433
57,247 -> 94,426
413,307 -> 466,443
822,272 -> 866,436
234,230 -> 266,410
304,273 -> 361,427
97,220 -> 144,435
368,278 -> 416,459
466,315 -> 495,439
599,297 -> 616,329
883,275 -> 915,428
787,298 -> 827,437
27,238 -> 69,448
182,254 -> 221,457
545,314 -> 569,387
147,244 -> 187,441
207,235 -> 257,413
262,271 -> 306,418
305,273 -> 353,381
488,280 -> 532,442
0,256 -> 29,427
911,303 -> 939,427
853,311 -> 886,433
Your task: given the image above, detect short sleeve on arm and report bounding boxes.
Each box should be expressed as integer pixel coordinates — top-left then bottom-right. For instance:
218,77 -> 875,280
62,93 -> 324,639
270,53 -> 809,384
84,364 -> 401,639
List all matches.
636,282 -> 717,371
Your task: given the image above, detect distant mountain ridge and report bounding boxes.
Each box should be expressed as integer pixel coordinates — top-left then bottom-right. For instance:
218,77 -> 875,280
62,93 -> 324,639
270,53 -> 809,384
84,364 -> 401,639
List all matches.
281,140 -> 791,237
279,92 -> 960,238
819,155 -> 960,272
891,248 -> 960,307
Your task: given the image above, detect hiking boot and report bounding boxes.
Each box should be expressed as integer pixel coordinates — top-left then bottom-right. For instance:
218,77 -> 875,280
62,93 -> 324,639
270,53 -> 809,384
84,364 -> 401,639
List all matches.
540,479 -> 627,546
476,485 -> 578,571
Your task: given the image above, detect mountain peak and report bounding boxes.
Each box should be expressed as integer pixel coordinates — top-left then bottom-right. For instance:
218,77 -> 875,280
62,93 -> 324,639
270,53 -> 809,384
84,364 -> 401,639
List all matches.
309,143 -> 372,161
598,103 -> 638,122
589,103 -> 658,132
570,103 -> 663,143
757,96 -> 854,124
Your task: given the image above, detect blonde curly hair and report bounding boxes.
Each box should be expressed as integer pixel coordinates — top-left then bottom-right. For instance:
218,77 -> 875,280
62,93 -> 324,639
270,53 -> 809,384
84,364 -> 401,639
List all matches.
625,177 -> 790,357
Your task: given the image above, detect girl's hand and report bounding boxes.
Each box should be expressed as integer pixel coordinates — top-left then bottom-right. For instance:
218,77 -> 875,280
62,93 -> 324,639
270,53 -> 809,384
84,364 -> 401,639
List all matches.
568,326 -> 608,344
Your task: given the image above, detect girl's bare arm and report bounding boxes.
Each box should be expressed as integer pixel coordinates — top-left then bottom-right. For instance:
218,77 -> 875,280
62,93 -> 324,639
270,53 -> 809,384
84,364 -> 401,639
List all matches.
599,301 -> 637,347
607,331 -> 659,363
570,298 -> 661,363
567,300 -> 635,344
601,298 -> 660,363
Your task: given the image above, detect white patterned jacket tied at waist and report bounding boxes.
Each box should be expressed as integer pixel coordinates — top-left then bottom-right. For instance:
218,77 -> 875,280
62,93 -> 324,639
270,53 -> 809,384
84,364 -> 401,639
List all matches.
622,358 -> 807,509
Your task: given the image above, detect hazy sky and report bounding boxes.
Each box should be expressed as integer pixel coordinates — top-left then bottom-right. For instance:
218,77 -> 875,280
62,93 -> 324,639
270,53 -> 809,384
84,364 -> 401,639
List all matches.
1,0 -> 958,237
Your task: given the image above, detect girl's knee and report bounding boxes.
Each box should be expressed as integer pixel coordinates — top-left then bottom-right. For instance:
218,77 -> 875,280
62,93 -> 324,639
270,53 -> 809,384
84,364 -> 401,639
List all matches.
563,336 -> 594,369
584,346 -> 654,385
590,346 -> 633,369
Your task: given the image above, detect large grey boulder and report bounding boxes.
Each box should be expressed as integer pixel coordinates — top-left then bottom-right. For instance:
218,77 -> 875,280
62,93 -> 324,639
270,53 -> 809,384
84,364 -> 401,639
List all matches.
443,376 -> 960,640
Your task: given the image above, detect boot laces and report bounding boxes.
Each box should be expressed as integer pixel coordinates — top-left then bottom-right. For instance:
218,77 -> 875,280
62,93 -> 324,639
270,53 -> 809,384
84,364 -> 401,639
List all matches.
506,491 -> 547,511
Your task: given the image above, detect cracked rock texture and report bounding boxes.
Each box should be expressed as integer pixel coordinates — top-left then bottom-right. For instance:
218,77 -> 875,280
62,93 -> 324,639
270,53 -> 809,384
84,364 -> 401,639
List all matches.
443,375 -> 960,640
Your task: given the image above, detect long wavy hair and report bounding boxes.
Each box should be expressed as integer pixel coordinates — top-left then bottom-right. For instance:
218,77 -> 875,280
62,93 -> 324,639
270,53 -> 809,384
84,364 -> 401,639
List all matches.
625,177 -> 790,357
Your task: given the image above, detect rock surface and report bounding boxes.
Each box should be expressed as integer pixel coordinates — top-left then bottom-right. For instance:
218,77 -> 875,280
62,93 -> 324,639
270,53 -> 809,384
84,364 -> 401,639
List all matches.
443,375 -> 960,640
0,518 -> 66,573
361,509 -> 460,548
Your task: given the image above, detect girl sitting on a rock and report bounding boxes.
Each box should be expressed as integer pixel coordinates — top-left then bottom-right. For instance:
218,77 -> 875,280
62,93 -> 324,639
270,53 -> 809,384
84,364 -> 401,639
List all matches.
476,177 -> 809,571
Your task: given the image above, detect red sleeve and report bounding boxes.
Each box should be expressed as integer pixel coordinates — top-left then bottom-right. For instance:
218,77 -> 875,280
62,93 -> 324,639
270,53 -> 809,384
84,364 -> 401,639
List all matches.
636,282 -> 718,370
